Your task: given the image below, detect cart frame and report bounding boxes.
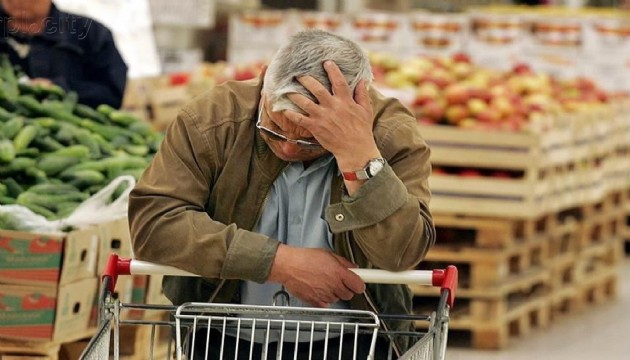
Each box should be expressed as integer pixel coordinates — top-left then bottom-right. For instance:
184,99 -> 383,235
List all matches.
80,254 -> 457,360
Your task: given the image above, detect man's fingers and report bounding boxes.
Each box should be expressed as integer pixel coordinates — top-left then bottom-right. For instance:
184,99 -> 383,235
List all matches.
354,79 -> 371,111
333,253 -> 357,268
286,93 -> 318,115
324,61 -> 353,99
296,75 -> 332,105
283,109 -> 313,129
334,287 -> 355,301
342,270 -> 366,294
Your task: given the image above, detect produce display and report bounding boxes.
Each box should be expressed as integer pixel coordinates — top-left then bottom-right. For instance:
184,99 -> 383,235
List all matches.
370,52 -> 621,132
0,55 -> 163,221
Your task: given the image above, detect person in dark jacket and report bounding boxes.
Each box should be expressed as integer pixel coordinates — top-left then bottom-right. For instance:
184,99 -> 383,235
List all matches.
0,0 -> 127,108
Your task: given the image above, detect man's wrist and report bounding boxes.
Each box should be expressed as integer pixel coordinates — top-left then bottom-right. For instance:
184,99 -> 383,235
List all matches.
336,151 -> 382,173
267,243 -> 288,284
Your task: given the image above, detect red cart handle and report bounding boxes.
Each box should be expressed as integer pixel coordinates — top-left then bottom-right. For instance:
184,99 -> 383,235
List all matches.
102,253 -> 131,293
430,265 -> 458,308
102,254 -> 458,308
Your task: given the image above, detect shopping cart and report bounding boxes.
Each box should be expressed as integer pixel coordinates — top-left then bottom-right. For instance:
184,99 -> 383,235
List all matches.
80,254 -> 457,360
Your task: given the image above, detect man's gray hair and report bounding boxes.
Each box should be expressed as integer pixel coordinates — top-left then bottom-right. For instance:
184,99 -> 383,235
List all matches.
262,29 -> 373,113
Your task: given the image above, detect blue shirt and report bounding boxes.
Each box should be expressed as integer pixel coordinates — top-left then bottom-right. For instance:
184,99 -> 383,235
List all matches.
241,154 -> 348,310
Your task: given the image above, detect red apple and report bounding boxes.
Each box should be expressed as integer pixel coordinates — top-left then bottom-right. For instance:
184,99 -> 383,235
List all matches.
512,62 -> 533,75
476,108 -> 502,123
467,98 -> 488,115
459,118 -> 478,129
419,100 -> 446,121
445,105 -> 470,124
469,88 -> 493,102
490,97 -> 514,117
444,84 -> 470,105
452,52 -> 471,63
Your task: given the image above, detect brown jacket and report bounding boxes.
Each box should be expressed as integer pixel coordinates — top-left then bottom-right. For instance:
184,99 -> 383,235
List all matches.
128,77 -> 435,353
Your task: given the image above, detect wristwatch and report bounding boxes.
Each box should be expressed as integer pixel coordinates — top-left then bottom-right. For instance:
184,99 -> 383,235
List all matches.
342,158 -> 386,181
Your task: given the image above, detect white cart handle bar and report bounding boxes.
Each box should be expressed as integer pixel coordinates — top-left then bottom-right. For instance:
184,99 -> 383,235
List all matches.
102,253 -> 457,308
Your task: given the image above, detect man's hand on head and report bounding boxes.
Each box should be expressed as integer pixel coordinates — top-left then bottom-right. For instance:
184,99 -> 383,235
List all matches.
282,61 -> 381,173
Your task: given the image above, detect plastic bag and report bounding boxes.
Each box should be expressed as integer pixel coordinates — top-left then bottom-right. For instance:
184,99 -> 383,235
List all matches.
0,205 -> 58,232
0,175 -> 136,233
53,175 -> 136,230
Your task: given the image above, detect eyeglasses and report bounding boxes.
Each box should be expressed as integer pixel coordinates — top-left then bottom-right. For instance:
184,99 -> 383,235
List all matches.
256,104 -> 323,149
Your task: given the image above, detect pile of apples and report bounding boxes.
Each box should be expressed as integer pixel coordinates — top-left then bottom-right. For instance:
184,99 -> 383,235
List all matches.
370,52 -> 616,132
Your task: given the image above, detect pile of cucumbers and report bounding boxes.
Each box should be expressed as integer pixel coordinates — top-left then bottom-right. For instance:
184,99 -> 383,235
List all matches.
0,55 -> 164,221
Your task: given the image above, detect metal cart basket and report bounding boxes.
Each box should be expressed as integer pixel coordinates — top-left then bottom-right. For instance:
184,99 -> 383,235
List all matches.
80,254 -> 457,360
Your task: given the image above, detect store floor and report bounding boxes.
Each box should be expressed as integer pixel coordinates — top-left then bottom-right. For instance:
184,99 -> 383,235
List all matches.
446,257 -> 630,360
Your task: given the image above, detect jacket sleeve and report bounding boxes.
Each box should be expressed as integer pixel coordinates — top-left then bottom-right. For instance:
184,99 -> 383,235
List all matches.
72,25 -> 127,108
325,97 -> 435,271
128,107 -> 280,282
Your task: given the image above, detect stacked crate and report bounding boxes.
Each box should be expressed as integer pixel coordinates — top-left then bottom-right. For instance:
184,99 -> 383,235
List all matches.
415,103 -> 628,349
0,225 -> 100,359
0,217 -> 171,359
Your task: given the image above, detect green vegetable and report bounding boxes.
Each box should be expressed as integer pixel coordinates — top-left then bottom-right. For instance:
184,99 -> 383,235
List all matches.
96,104 -> 116,117
109,111 -> 138,126
0,157 -> 36,174
74,103 -> 109,124
32,136 -> 64,152
74,131 -> 101,158
12,124 -> 39,151
52,144 -> 90,159
37,155 -> 81,176
0,196 -> 15,205
2,178 -> 23,197
0,139 -> 15,163
61,169 -> 106,188
0,116 -> 24,139
16,147 -> 40,158
24,167 -> 47,184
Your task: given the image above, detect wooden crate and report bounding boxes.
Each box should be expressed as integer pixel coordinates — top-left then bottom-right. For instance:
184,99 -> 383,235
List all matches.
0,341 -> 60,360
421,236 -> 549,291
433,213 -> 557,249
0,326 -> 95,360
419,111 -> 618,218
413,270 -> 552,349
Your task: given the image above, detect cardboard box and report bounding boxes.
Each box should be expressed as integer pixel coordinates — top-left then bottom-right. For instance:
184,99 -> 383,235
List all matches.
0,227 -> 99,287
96,217 -> 132,276
0,277 -> 97,342
149,86 -> 190,132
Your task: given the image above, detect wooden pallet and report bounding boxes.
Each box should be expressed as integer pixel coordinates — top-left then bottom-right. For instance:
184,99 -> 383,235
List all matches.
0,330 -> 95,360
550,265 -> 619,320
414,289 -> 551,349
421,236 -> 549,290
420,119 -> 620,218
621,191 -> 630,255
433,214 -> 557,249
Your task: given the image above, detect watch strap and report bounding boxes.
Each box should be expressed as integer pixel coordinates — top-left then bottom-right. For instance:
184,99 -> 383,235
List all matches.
341,158 -> 384,181
341,169 -> 369,181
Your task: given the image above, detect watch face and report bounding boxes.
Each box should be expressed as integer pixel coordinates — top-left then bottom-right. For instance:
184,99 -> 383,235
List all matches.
368,159 -> 384,176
